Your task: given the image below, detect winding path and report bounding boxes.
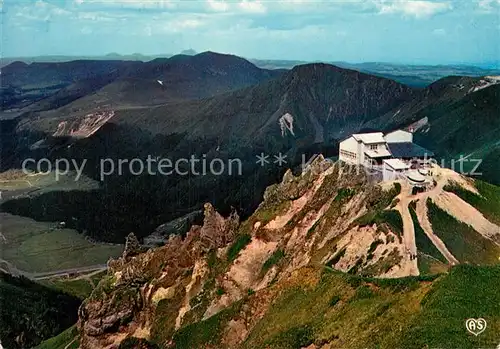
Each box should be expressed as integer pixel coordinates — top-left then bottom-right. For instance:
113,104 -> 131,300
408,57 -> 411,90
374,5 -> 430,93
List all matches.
415,199 -> 459,265
392,166 -> 469,271
394,182 -> 419,276
0,259 -> 107,281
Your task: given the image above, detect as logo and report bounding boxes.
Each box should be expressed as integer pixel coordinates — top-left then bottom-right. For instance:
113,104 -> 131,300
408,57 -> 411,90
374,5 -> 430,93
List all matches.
465,318 -> 487,336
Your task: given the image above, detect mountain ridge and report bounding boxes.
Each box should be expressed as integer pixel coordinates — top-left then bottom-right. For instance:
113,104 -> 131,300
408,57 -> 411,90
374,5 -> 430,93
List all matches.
2,52 -> 499,245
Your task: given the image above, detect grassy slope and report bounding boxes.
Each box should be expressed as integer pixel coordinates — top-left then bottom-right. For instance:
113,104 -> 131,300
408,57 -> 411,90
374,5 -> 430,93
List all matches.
41,278 -> 94,300
36,325 -> 79,349
427,199 -> 500,265
240,265 -> 500,349
44,266 -> 500,349
41,270 -> 106,299
243,270 -> 431,349
173,301 -> 243,349
444,179 -> 500,226
0,272 -> 81,349
400,265 -> 500,349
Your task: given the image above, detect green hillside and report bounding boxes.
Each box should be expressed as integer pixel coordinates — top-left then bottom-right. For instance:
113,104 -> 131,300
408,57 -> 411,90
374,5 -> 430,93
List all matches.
0,272 -> 81,349
444,179 -> 500,226
427,199 -> 500,265
409,203 -> 448,274
169,265 -> 500,349
413,85 -> 500,186
36,326 -> 80,349
399,265 -> 500,349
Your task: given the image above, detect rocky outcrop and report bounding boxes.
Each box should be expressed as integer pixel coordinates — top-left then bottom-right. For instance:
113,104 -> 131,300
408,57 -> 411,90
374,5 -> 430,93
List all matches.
199,203 -> 239,250
144,210 -> 203,247
122,233 -> 141,259
52,110 -> 115,138
77,203 -> 239,349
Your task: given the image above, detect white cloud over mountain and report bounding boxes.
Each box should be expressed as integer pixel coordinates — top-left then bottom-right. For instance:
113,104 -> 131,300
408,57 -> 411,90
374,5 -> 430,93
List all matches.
375,0 -> 453,18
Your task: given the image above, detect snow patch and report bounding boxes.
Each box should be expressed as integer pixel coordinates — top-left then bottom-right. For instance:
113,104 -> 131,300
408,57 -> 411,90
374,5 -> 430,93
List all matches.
407,116 -> 429,133
326,106 -> 333,122
469,76 -> 500,93
279,113 -> 295,137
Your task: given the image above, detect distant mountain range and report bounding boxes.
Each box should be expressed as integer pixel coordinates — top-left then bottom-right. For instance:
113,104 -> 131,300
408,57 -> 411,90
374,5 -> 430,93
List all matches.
2,53 -> 499,88
1,51 -> 499,244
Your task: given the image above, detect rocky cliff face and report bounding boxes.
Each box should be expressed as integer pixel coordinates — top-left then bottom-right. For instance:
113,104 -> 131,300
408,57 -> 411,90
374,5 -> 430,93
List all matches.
75,158 -> 391,348
76,156 -> 500,348
52,110 -> 115,138
78,202 -> 239,348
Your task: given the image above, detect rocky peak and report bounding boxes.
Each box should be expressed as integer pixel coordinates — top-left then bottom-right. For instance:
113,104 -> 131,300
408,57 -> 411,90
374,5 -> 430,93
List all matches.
122,233 -> 141,259
78,203 -> 242,348
199,203 -> 239,250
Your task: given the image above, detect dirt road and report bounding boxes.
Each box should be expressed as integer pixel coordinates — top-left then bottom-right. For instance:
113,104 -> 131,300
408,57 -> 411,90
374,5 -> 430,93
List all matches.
395,181 -> 419,276
0,259 -> 107,280
394,165 -> 472,266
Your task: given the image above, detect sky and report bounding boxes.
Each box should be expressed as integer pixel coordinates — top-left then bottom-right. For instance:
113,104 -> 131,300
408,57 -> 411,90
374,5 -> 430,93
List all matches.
1,0 -> 500,65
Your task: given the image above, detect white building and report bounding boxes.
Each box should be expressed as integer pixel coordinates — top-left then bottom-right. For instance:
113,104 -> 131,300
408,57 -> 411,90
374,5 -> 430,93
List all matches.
382,158 -> 409,181
338,132 -> 392,167
384,129 -> 413,143
339,129 -> 434,185
339,129 -> 433,167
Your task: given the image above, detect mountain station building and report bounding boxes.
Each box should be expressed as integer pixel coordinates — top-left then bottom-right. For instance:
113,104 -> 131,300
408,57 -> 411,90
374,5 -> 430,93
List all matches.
339,129 -> 434,186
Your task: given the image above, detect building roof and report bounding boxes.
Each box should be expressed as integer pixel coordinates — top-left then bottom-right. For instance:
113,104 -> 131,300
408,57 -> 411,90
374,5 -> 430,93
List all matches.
352,132 -> 385,144
384,129 -> 413,143
364,148 -> 392,158
384,129 -> 411,138
407,170 -> 427,183
383,158 -> 410,170
387,142 -> 434,159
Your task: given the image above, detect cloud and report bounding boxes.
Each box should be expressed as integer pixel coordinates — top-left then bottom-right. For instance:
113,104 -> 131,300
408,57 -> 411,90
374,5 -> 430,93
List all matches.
375,0 -> 453,18
206,0 -> 229,12
432,28 -> 446,35
160,17 -> 206,33
177,18 -> 204,28
77,11 -> 118,21
239,0 -> 266,13
476,0 -> 500,12
81,26 -> 92,34
13,1 -> 71,22
77,0 -> 177,10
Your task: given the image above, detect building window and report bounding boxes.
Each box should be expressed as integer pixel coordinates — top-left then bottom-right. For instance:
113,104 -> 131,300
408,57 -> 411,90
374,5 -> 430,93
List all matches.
340,150 -> 357,160
369,144 -> 378,150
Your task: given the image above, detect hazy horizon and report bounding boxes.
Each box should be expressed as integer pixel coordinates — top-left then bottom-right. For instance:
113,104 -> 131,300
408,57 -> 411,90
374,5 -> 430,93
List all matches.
2,50 -> 499,70
2,0 -> 500,66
